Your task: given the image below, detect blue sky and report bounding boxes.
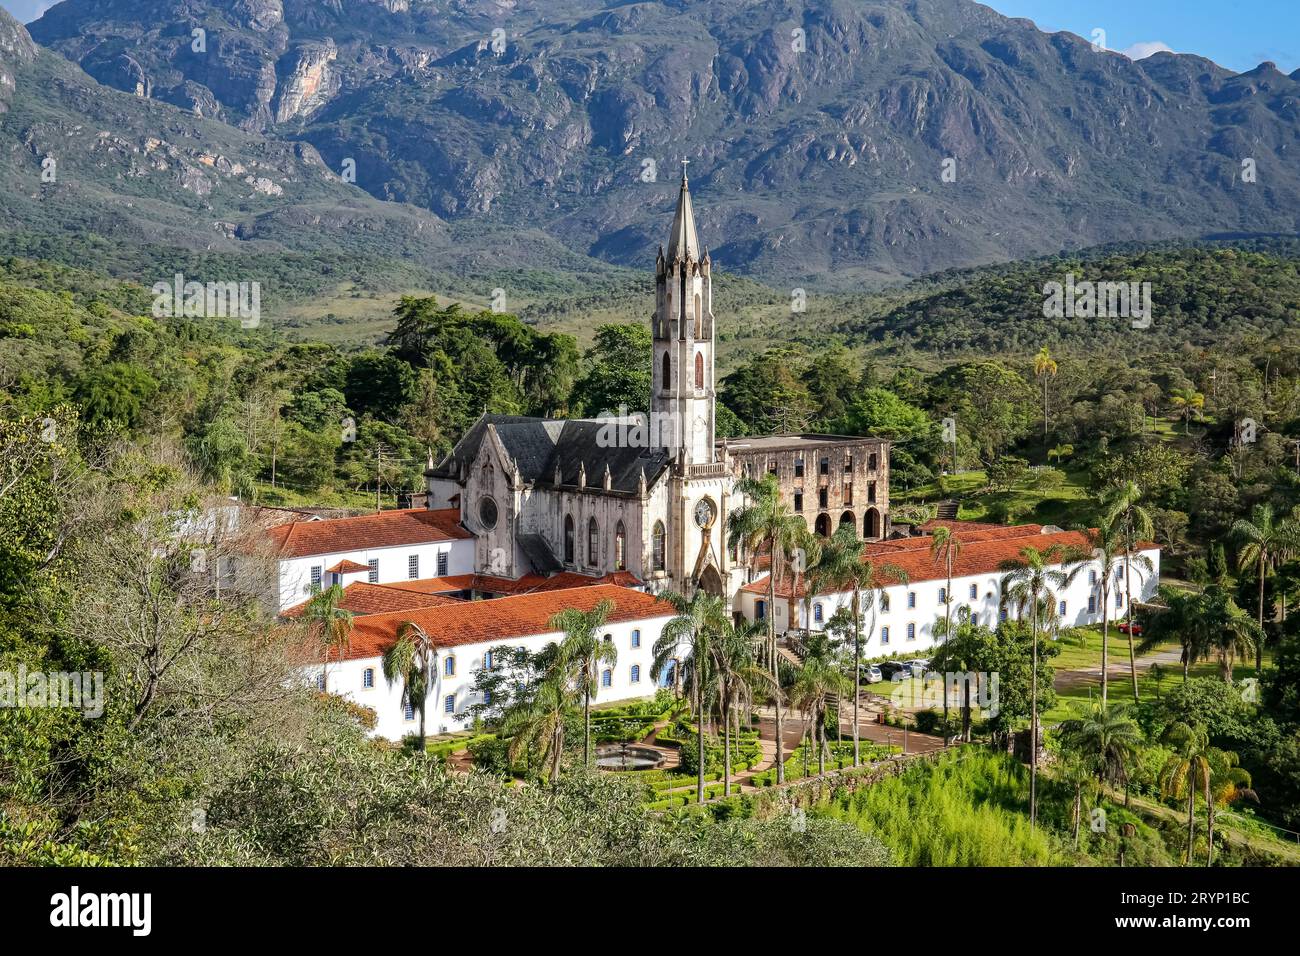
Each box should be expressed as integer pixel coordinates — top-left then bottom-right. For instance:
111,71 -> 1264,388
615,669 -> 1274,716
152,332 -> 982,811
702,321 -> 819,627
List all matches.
3,0 -> 1296,74
982,0 -> 1298,73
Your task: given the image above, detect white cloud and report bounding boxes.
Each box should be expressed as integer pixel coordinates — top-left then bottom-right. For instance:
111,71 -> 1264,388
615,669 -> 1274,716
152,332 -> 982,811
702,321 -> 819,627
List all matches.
1121,41 -> 1175,61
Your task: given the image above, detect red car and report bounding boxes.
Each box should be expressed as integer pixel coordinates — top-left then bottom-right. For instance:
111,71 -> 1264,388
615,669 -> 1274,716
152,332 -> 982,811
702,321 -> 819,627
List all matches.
1117,622 -> 1143,636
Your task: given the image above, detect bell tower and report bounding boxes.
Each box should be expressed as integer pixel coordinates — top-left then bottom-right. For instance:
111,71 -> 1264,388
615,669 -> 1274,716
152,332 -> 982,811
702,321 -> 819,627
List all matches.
652,164 -> 716,467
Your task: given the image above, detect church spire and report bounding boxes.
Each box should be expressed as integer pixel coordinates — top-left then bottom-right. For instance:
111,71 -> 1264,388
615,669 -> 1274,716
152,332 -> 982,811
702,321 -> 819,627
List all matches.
666,162 -> 700,263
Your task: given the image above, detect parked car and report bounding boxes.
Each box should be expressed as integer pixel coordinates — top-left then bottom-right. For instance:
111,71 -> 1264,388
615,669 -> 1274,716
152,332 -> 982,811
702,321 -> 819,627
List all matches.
878,661 -> 911,681
903,658 -> 931,677
1117,622 -> 1142,636
859,664 -> 883,684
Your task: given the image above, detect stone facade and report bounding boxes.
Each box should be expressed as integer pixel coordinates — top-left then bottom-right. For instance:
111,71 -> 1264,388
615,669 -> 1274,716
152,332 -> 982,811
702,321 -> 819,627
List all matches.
724,434 -> 891,540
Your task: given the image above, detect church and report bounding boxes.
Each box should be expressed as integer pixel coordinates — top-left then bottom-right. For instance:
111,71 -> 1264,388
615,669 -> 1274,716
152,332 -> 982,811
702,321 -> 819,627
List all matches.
424,171 -> 892,607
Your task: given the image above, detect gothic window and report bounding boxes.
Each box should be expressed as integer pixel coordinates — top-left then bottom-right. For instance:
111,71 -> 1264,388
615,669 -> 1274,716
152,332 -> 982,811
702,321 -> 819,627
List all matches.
662,351 -> 671,390
652,521 -> 665,571
694,351 -> 704,389
564,514 -> 575,564
694,294 -> 702,338
614,521 -> 627,571
587,517 -> 599,566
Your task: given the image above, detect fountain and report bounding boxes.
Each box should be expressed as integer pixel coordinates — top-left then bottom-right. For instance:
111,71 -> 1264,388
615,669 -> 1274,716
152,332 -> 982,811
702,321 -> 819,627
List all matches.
595,742 -> 666,771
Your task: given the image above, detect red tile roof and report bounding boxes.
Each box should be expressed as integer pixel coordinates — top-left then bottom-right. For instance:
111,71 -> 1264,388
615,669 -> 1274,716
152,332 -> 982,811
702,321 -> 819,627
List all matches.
283,582 -> 459,618
267,508 -> 470,558
338,585 -> 673,661
384,570 -> 644,597
742,523 -> 1157,598
326,559 -> 371,574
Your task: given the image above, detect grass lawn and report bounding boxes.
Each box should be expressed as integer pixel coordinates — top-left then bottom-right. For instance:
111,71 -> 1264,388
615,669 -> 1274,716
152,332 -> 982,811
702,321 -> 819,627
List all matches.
1045,652 -> 1270,722
896,467 -> 1098,527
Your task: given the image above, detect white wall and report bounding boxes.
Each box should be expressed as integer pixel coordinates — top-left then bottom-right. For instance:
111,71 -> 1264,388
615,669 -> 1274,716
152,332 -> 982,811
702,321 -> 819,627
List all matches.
278,538 -> 476,610
315,613 -> 672,741
737,547 -> 1161,659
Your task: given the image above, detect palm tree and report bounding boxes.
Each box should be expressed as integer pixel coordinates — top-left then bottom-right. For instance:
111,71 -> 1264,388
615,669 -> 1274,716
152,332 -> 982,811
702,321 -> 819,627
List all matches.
1159,722 -> 1214,865
1206,749 -> 1256,866
788,642 -> 850,777
1105,481 -> 1157,701
1138,585 -> 1212,680
928,606 -> 988,741
1000,544 -> 1072,827
728,474 -> 805,784
1047,443 -> 1074,467
1034,346 -> 1058,449
654,589 -> 726,802
503,665 -> 571,784
1059,702 -> 1142,798
1200,585 -> 1263,682
1169,386 -> 1205,433
929,525 -> 962,728
303,583 -> 354,692
1232,503 -> 1300,673
711,616 -> 769,795
549,599 -> 616,769
382,621 -> 437,749
809,523 -> 907,766
1069,514 -> 1125,705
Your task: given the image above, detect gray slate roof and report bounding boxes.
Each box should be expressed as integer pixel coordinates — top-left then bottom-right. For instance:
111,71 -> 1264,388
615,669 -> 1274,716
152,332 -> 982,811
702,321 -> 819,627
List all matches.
429,414 -> 670,496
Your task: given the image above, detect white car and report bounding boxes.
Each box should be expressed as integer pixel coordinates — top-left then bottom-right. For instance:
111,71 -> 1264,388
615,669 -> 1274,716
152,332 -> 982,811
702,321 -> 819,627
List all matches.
902,659 -> 931,678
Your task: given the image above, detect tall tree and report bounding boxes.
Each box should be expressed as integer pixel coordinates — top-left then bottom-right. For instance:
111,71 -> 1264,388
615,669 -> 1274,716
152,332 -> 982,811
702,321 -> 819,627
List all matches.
1070,514 -> 1125,705
711,617 -> 769,796
1232,503 -> 1300,673
999,544 -> 1072,827
1033,346 -> 1058,449
1105,480 -> 1157,700
728,474 -> 805,783
653,590 -> 726,802
549,599 -> 617,769
303,583 -> 354,692
382,621 -> 437,750
1159,722 -> 1214,865
810,523 -> 908,766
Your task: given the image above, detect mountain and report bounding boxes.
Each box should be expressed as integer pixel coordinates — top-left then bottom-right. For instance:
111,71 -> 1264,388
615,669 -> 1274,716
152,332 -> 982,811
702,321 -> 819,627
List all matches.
23,0 -> 1300,285
0,5 -> 622,319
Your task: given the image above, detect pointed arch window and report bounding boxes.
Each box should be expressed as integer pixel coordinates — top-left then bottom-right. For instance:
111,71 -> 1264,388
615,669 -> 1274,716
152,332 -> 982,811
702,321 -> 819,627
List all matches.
614,521 -> 627,571
587,517 -> 599,566
563,514 -> 575,564
652,521 -> 666,572
662,351 -> 671,390
694,351 -> 704,389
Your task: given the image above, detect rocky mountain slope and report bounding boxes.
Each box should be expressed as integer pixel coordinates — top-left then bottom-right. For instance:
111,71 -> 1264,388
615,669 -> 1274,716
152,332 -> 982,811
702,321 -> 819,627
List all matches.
24,0 -> 1300,285
0,4 -> 618,309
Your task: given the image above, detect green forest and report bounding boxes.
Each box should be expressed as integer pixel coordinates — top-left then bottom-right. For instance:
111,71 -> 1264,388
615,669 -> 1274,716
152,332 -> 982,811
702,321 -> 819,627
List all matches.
4,238 -> 1300,864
